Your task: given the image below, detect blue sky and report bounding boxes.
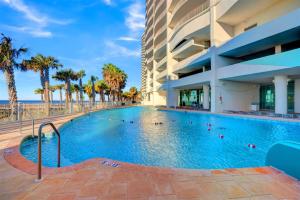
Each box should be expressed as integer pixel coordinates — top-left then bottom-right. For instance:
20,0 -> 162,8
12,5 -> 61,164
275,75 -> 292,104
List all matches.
0,0 -> 144,100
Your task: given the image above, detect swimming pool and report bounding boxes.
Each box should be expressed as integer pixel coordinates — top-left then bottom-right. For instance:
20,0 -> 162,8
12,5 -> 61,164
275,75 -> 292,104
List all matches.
20,107 -> 300,169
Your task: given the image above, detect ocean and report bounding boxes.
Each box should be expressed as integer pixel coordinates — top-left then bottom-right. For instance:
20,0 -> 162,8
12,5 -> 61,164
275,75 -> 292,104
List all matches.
0,100 -> 61,104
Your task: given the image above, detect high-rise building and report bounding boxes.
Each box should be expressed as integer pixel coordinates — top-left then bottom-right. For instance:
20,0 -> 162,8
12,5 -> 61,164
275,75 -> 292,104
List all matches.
141,0 -> 300,115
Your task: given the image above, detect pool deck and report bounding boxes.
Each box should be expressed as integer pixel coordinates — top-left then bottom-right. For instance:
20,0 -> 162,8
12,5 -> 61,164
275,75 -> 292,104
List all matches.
0,108 -> 300,200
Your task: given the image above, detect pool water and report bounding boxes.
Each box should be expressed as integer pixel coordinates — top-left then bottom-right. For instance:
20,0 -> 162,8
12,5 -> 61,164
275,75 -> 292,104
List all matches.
20,107 -> 300,169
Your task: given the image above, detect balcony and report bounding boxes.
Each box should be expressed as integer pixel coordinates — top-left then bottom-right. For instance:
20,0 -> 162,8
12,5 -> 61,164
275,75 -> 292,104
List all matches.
218,48 -> 300,82
154,9 -> 167,29
172,48 -> 210,74
146,14 -> 154,27
172,38 -> 208,60
168,0 -> 180,13
217,9 -> 300,57
155,0 -> 165,16
216,0 -> 279,26
146,45 -> 153,56
169,0 -> 209,29
156,69 -> 168,83
154,24 -> 167,41
169,7 -> 210,51
145,28 -> 153,44
147,3 -> 154,17
154,38 -> 167,60
156,56 -> 167,72
169,70 -> 212,89
173,1 -> 209,34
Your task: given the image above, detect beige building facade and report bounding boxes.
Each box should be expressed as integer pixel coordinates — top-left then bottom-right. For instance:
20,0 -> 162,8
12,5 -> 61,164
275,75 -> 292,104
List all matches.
141,0 -> 300,115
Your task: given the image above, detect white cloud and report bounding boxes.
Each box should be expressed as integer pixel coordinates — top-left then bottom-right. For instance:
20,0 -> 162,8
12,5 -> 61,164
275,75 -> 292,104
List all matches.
102,0 -> 113,6
117,36 -> 139,42
105,41 -> 140,57
125,1 -> 145,32
118,0 -> 144,42
0,0 -> 73,37
2,25 -> 52,38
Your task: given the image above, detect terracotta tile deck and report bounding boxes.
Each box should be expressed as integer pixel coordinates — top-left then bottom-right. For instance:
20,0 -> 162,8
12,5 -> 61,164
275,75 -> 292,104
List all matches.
0,109 -> 300,200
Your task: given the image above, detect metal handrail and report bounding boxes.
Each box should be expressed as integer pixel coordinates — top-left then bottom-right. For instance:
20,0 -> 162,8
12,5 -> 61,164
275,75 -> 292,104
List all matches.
37,122 -> 61,180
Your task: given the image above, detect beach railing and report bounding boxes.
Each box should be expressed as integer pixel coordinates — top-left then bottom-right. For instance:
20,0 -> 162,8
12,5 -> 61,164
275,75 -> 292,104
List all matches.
0,101 -> 133,124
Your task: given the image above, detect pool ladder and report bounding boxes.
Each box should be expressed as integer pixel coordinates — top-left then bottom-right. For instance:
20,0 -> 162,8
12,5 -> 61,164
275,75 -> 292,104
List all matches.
37,122 -> 61,180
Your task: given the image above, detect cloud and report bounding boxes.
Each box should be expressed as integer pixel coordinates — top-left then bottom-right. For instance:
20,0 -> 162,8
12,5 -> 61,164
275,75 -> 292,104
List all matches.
118,1 -> 145,42
102,0 -> 113,6
117,36 -> 139,42
0,0 -> 73,37
105,41 -> 140,57
125,1 -> 145,32
2,25 -> 52,38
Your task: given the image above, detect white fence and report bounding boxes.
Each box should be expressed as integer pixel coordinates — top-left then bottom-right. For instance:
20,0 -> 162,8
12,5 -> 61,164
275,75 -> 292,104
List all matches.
0,101 -> 132,124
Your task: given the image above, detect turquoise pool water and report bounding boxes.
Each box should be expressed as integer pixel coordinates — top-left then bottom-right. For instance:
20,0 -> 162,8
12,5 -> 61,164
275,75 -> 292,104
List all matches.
20,107 -> 300,169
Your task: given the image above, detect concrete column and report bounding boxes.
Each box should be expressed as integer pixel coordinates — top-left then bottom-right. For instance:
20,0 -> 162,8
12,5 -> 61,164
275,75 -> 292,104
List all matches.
295,79 -> 300,113
203,85 -> 210,110
167,88 -> 179,108
275,45 -> 282,54
274,75 -> 288,114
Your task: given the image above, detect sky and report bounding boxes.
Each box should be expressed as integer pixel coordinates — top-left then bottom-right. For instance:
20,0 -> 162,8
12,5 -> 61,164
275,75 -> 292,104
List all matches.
0,0 -> 145,100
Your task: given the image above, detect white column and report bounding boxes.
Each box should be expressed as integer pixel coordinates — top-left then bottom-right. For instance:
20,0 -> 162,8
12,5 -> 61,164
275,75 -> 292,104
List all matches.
274,75 -> 288,114
275,45 -> 282,54
295,79 -> 300,113
203,85 -> 210,110
167,88 -> 179,108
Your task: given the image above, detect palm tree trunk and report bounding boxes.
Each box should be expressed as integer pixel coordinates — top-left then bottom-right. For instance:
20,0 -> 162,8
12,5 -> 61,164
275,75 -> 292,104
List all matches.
76,91 -> 79,106
59,89 -> 62,104
44,68 -> 50,116
4,67 -> 18,120
92,82 -> 95,106
101,91 -> 105,102
65,83 -> 69,109
41,93 -> 44,102
107,91 -> 110,102
67,80 -> 73,113
79,78 -> 84,110
40,70 -> 45,90
112,91 -> 115,102
50,91 -> 53,103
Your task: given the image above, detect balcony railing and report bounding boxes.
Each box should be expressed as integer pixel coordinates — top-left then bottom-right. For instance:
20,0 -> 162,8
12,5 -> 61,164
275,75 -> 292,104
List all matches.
155,38 -> 167,51
168,0 -> 180,13
171,0 -> 186,18
155,0 -> 165,15
154,25 -> 167,40
154,8 -> 167,28
156,69 -> 168,81
156,56 -> 167,71
172,1 -> 210,33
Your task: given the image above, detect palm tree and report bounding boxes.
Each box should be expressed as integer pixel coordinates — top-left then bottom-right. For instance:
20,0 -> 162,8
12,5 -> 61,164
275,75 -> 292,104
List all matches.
72,84 -> 80,106
122,91 -> 131,101
52,69 -> 78,111
49,86 -> 56,103
102,63 -> 128,102
90,76 -> 97,105
0,34 -> 28,120
95,80 -> 108,102
22,54 -> 62,115
129,87 -> 138,102
53,84 -> 64,104
34,88 -> 44,102
83,82 -> 93,105
76,70 -> 85,108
